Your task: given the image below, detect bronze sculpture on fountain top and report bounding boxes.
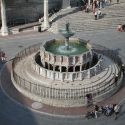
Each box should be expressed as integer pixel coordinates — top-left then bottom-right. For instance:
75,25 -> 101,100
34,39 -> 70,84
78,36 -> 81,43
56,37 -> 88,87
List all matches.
59,22 -> 75,50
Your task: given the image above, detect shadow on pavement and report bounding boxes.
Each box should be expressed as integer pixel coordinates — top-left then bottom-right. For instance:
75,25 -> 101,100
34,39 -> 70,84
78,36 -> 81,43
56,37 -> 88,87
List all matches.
0,62 -> 39,125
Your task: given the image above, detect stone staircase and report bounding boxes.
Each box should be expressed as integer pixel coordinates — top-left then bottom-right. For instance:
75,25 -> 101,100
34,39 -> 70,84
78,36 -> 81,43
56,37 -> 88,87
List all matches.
49,0 -> 125,33
14,53 -> 119,90
12,49 -> 122,107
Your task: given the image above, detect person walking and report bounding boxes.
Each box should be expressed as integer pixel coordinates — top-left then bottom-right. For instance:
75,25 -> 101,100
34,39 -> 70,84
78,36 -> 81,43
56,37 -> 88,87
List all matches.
121,64 -> 125,74
99,0 -> 103,9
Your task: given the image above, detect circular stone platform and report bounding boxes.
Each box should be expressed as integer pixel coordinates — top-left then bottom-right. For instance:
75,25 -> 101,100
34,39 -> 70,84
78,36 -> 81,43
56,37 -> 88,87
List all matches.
0,61 -> 124,117
10,38 -> 123,107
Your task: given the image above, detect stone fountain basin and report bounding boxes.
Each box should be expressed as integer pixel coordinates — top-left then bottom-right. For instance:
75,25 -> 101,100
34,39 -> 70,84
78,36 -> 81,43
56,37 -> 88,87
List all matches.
44,39 -> 89,56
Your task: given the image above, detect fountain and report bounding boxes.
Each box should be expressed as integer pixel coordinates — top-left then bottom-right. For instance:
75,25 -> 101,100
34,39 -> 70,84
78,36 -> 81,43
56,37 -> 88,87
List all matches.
11,24 -> 123,107
45,23 -> 88,56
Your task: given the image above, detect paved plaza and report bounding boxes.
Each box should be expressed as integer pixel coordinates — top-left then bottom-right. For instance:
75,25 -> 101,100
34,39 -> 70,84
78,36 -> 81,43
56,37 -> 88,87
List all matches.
0,1 -> 125,124
0,29 -> 125,125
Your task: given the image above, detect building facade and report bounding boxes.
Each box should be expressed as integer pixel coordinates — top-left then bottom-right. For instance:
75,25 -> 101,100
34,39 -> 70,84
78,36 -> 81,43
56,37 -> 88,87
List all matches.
0,0 -> 79,27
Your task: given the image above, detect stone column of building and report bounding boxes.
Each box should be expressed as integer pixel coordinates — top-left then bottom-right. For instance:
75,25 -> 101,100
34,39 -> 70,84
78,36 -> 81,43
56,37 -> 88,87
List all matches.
62,0 -> 71,9
0,0 -> 9,36
43,0 -> 50,29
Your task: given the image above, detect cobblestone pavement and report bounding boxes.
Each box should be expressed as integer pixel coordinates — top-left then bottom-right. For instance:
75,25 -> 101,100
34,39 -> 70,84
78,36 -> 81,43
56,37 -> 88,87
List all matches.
0,29 -> 125,125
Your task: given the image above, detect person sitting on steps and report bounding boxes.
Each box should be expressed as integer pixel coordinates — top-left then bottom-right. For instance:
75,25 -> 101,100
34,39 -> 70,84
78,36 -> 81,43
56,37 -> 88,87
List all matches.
117,24 -> 125,32
122,24 -> 125,31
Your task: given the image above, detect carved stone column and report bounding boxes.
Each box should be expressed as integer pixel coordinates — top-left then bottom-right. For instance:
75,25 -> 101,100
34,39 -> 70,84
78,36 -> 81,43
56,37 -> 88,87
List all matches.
1,0 -> 9,36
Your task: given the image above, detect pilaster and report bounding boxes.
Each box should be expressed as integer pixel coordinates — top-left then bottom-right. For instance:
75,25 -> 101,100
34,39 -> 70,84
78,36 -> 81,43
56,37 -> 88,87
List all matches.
1,0 -> 9,36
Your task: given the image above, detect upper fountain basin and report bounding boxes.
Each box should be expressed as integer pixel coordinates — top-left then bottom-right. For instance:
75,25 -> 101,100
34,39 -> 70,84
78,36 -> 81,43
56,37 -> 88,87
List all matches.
43,38 -> 90,56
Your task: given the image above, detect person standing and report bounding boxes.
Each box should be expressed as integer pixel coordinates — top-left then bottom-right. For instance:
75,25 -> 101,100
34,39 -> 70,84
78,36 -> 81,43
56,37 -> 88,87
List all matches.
109,0 -> 112,4
105,0 -> 109,6
85,4 -> 89,12
93,0 -> 97,13
102,0 -> 106,8
97,9 -> 102,19
94,105 -> 99,118
121,64 -> 125,74
114,104 -> 120,120
117,0 -> 119,4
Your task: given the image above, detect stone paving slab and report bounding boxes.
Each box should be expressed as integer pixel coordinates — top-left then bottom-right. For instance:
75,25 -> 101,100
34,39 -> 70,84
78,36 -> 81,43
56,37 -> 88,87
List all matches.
0,61 -> 125,117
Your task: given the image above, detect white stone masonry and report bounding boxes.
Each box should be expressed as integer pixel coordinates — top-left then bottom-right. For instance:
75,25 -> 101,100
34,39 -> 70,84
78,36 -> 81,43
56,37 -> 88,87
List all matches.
43,0 -> 50,29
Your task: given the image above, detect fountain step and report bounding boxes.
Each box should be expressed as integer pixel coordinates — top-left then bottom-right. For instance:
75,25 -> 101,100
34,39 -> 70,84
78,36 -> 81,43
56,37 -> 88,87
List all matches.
14,52 -> 119,90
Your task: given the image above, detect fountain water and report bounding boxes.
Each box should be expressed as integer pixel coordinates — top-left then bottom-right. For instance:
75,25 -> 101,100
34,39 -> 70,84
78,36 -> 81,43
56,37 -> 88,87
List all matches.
45,23 -> 88,56
45,39 -> 89,56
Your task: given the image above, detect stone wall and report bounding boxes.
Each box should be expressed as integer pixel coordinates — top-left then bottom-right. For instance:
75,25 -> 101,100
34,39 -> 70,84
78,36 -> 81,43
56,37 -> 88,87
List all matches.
6,0 -> 62,26
0,0 -> 79,26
